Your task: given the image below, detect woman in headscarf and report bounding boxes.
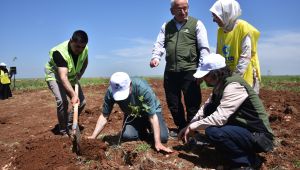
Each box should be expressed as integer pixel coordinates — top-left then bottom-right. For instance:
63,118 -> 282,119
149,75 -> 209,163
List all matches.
0,62 -> 12,100
210,0 -> 261,94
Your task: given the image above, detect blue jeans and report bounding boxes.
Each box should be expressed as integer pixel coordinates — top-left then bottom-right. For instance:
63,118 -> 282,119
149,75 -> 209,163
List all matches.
205,125 -> 258,167
122,112 -> 169,143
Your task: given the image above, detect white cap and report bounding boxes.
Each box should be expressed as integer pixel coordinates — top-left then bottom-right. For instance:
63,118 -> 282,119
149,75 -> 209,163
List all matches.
0,62 -> 6,66
193,53 -> 226,78
110,72 -> 131,101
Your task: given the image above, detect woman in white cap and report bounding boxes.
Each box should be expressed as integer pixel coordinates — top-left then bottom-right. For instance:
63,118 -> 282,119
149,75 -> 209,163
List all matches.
179,53 -> 273,169
210,0 -> 261,94
0,62 -> 12,100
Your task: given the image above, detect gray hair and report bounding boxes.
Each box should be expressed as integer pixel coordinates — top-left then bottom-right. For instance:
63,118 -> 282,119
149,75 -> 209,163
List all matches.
171,0 -> 189,8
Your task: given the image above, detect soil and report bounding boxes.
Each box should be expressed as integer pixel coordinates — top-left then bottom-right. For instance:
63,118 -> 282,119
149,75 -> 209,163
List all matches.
0,79 -> 299,169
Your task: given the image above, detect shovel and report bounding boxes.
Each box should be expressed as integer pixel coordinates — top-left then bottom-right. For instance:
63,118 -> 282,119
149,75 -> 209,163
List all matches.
71,83 -> 81,155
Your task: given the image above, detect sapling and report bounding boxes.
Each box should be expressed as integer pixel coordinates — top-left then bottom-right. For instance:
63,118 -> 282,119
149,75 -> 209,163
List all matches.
117,96 -> 150,145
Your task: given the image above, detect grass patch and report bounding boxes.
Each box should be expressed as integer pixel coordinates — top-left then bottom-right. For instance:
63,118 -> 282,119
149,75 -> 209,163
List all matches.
261,75 -> 300,92
12,78 -> 47,90
134,143 -> 151,153
9,75 -> 300,92
10,77 -> 109,91
293,160 -> 300,168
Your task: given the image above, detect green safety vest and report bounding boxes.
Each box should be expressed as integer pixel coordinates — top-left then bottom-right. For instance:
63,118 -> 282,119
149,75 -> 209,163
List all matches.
45,40 -> 88,85
205,75 -> 273,137
164,17 -> 199,72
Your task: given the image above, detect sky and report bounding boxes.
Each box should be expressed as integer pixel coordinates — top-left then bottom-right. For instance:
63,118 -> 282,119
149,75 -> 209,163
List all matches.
0,0 -> 300,78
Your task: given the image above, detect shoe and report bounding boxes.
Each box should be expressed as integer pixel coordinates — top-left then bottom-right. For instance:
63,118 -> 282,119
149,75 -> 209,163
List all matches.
194,132 -> 211,146
252,154 -> 263,169
169,130 -> 179,138
187,137 -> 197,146
169,126 -> 186,138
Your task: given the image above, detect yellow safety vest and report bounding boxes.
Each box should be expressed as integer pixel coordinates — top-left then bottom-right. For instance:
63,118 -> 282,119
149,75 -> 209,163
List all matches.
217,20 -> 261,86
45,40 -> 88,85
0,70 -> 11,84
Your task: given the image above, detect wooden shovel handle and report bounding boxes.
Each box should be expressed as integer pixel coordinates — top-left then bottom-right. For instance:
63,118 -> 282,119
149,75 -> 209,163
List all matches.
72,84 -> 79,129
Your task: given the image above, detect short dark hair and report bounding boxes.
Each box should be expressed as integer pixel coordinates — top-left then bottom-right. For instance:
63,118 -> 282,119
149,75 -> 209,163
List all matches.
71,30 -> 88,44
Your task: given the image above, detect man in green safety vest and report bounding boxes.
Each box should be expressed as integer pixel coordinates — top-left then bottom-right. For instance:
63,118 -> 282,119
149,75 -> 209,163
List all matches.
45,30 -> 88,136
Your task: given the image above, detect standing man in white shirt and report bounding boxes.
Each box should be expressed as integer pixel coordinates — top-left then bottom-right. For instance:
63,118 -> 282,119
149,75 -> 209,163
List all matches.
150,0 -> 210,137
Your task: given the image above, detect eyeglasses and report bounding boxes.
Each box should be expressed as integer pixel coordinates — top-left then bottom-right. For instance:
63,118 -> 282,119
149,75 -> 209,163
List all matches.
173,6 -> 188,13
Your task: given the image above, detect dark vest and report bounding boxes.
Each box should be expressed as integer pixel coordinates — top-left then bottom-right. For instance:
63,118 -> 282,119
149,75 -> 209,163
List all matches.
204,75 -> 273,139
164,17 -> 198,72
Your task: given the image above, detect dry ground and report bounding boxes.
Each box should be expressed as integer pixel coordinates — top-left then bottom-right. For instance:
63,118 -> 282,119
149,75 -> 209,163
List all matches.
0,79 -> 299,169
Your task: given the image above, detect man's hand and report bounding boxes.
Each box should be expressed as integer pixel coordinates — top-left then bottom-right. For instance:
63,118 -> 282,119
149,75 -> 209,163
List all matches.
178,126 -> 194,144
178,127 -> 187,142
71,95 -> 80,106
150,58 -> 159,68
58,67 -> 79,105
155,142 -> 173,153
87,114 -> 108,140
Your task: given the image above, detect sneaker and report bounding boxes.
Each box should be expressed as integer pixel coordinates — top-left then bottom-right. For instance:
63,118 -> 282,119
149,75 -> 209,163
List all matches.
169,130 -> 179,138
252,154 -> 263,169
169,127 -> 186,138
187,137 -> 197,146
194,132 -> 211,146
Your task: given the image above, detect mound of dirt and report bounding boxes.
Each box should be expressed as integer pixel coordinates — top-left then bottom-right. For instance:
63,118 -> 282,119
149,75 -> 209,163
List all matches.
13,137 -> 77,169
12,137 -> 108,170
80,138 -> 107,160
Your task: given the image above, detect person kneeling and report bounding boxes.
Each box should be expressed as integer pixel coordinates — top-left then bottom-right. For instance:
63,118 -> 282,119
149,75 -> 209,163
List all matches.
88,72 -> 173,153
179,54 -> 273,169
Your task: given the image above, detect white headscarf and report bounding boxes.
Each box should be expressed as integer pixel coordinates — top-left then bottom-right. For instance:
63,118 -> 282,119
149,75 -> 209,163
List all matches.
210,0 -> 241,32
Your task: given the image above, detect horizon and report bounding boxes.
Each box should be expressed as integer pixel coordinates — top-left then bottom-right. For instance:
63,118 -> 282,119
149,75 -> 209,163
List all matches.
10,74 -> 300,79
1,0 -> 300,78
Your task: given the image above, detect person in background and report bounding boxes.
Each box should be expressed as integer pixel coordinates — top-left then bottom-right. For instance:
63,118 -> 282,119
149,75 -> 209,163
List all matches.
0,62 -> 12,100
88,72 -> 173,153
210,0 -> 261,94
150,0 -> 210,137
179,53 -> 273,169
45,30 -> 88,136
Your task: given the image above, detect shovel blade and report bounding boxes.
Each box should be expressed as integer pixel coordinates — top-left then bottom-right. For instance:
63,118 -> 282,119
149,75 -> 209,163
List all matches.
72,125 -> 81,155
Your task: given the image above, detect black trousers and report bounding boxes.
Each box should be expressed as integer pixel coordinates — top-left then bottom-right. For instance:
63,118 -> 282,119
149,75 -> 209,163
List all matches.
163,71 -> 201,129
0,83 -> 12,100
